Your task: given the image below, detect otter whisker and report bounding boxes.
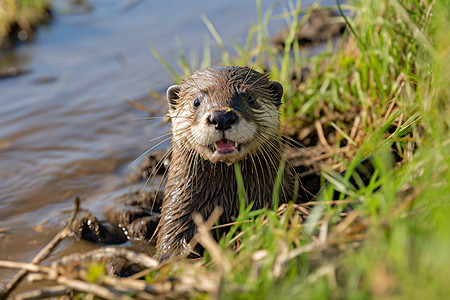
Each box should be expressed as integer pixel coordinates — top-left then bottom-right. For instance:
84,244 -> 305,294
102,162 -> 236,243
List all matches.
190,76 -> 208,95
249,154 -> 263,204
149,148 -> 172,207
246,71 -> 271,91
130,116 -> 167,121
281,133 -> 306,150
149,132 -> 173,142
146,150 -> 173,246
169,115 -> 194,121
130,134 -> 174,168
136,146 -> 172,207
242,67 -> 253,87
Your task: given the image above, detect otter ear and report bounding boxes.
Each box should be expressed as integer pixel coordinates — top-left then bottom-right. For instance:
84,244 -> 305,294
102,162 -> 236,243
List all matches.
269,81 -> 283,108
166,85 -> 181,112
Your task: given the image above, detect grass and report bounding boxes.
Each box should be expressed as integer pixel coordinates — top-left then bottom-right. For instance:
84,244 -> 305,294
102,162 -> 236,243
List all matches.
152,0 -> 450,298
0,0 -> 50,48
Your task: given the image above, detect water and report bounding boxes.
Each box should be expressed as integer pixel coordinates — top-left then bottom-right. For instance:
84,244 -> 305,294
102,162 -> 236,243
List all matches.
0,0 -> 324,282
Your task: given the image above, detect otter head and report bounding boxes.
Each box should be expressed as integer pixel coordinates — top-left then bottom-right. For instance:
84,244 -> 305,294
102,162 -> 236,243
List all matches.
166,66 -> 283,165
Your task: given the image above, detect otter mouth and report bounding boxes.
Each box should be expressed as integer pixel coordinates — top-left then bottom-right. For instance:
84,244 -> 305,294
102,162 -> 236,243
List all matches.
212,139 -> 241,154
206,139 -> 242,164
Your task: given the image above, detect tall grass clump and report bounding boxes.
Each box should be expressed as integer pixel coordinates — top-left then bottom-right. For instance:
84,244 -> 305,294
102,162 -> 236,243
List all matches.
147,0 -> 449,298
0,0 -> 49,48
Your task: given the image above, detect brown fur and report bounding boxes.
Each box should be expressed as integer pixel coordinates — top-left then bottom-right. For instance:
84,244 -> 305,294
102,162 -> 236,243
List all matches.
156,66 -> 296,260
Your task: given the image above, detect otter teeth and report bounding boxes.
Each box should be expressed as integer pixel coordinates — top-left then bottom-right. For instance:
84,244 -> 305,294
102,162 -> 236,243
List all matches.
212,139 -> 240,154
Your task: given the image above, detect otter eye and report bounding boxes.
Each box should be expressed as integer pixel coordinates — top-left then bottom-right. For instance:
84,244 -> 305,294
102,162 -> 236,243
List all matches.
193,98 -> 201,108
247,95 -> 255,106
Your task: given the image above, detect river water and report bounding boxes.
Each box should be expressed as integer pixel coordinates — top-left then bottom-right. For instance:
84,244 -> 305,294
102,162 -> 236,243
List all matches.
0,0 -> 325,282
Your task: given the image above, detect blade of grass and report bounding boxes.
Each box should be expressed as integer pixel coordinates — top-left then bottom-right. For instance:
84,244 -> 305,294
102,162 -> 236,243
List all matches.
201,14 -> 231,65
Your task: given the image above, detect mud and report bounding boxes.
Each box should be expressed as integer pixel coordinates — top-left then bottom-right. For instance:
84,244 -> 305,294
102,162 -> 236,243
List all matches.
71,211 -> 127,244
71,187 -> 163,244
105,257 -> 143,277
127,149 -> 170,182
272,9 -> 346,49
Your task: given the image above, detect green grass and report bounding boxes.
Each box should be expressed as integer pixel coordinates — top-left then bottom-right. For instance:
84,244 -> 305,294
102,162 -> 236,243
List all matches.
153,0 -> 449,298
0,0 -> 49,48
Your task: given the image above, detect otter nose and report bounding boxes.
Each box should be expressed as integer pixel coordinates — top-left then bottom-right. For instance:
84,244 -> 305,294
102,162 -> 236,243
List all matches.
208,109 -> 238,131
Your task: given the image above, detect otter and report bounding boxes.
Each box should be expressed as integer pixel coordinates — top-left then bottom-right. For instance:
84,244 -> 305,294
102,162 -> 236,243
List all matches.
156,66 -> 297,260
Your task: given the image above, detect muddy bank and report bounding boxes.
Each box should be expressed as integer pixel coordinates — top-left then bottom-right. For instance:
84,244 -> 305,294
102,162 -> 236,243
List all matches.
272,9 -> 346,49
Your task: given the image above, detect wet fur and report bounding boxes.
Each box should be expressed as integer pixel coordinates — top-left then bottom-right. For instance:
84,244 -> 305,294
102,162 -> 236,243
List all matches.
156,66 -> 296,260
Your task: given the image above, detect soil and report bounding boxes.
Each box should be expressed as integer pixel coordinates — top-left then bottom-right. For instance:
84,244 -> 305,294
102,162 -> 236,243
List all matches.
71,188 -> 164,245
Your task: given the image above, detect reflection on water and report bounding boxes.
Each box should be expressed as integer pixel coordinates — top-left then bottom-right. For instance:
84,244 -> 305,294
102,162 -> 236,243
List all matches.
0,0 -> 322,282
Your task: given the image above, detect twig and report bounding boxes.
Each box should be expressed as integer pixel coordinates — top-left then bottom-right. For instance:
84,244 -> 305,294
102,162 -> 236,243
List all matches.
315,120 -> 332,152
383,73 -> 406,123
26,274 -> 125,299
226,231 -> 246,247
56,275 -> 124,300
53,247 -> 159,270
276,203 -> 310,218
0,197 -> 80,299
14,285 -> 71,300
349,115 -> 361,140
302,199 -> 361,206
331,210 -> 360,234
192,208 -> 225,269
305,264 -> 337,288
319,215 -> 330,244
186,206 -> 224,254
100,275 -> 168,296
0,260 -> 51,274
210,219 -> 252,230
297,169 -> 320,178
284,241 -> 321,262
24,273 -> 165,300
192,208 -> 225,300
